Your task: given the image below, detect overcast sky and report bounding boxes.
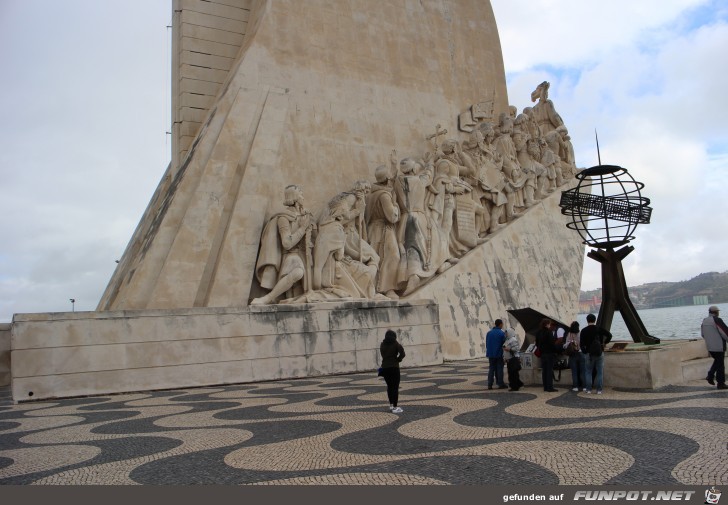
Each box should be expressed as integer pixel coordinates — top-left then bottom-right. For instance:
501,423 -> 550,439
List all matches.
1,1 -> 726,322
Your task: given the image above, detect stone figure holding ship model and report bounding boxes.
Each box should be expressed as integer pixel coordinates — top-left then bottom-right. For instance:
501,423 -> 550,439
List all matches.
252,185 -> 315,305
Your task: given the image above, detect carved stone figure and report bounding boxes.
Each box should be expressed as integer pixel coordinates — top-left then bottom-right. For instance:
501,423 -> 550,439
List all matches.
530,81 -> 564,136
437,139 -> 477,175
434,140 -> 480,251
544,130 -> 566,187
314,180 -> 383,300
251,185 -> 315,305
477,167 -> 509,235
556,125 -> 577,178
394,155 -> 452,295
513,129 -> 540,208
539,137 -> 560,193
462,125 -> 509,234
524,137 -> 549,200
366,151 -> 402,299
520,106 -> 542,140
493,115 -> 527,219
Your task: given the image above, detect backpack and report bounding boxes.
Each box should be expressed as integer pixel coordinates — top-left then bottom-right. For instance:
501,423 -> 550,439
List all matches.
588,335 -> 603,357
552,355 -> 569,382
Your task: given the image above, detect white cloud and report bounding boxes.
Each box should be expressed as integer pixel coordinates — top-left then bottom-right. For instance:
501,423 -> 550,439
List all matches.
493,0 -> 728,291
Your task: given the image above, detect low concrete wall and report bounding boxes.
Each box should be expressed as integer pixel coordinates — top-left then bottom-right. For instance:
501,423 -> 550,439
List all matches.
0,323 -> 10,386
520,340 -> 715,389
11,300 -> 442,402
606,344 -> 684,389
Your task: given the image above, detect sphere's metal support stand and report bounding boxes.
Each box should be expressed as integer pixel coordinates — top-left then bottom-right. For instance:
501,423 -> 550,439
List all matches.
588,245 -> 660,345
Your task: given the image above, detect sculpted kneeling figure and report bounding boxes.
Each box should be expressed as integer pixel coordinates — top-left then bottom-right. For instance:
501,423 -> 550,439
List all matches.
313,180 -> 386,300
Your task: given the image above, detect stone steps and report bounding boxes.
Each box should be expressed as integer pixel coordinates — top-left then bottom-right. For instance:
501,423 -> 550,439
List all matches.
673,338 -> 725,384
681,355 -> 726,383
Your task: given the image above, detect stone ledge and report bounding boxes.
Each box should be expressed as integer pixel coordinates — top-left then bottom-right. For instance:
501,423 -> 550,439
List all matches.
10,302 -> 441,401
519,340 -> 715,389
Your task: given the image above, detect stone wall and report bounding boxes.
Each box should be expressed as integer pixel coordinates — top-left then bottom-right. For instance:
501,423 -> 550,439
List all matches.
0,324 -> 10,386
10,301 -> 441,401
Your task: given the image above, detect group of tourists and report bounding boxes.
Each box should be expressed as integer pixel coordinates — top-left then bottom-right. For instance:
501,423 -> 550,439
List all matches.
485,315 -> 611,394
380,304 -> 727,413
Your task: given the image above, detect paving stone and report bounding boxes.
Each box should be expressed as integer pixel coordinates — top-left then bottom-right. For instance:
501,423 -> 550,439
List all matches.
0,359 -> 725,485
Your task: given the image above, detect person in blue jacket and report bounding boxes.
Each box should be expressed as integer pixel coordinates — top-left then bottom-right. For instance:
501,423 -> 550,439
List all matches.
486,319 -> 507,389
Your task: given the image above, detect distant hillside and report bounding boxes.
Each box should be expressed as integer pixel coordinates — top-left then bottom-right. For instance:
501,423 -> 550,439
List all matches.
581,271 -> 728,309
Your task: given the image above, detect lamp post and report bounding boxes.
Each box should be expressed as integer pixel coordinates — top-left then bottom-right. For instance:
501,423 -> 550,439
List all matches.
70,298 -> 75,312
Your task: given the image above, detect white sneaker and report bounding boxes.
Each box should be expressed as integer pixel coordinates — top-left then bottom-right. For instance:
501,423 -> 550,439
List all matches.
391,407 -> 403,413
572,387 -> 579,392
597,390 -> 603,395
388,405 -> 394,411
583,388 -> 589,392
585,390 -> 592,394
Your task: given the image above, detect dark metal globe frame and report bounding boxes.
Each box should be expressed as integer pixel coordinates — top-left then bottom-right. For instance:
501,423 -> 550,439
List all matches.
560,165 -> 652,249
560,165 -> 659,345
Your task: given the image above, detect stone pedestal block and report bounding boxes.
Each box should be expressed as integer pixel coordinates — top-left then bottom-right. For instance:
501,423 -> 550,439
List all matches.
11,301 -> 441,402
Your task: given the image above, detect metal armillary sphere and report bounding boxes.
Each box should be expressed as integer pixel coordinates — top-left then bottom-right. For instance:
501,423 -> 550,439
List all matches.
560,165 -> 652,249
559,164 -> 659,345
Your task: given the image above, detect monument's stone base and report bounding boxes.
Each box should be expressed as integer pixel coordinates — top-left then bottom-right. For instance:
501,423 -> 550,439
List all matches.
520,339 -> 718,389
0,323 -> 10,386
10,301 -> 441,402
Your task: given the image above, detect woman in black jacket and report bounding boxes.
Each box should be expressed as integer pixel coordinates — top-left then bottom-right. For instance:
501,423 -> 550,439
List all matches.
380,329 -> 406,413
536,318 -> 561,392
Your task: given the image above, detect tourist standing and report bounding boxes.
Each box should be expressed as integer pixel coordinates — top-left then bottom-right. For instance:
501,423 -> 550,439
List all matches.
701,306 -> 728,390
486,319 -> 507,389
564,321 -> 584,392
380,329 -> 406,412
503,327 -> 524,391
536,319 -> 562,392
580,313 -> 612,394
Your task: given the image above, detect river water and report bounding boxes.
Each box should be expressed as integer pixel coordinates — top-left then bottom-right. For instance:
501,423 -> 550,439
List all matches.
575,303 -> 726,341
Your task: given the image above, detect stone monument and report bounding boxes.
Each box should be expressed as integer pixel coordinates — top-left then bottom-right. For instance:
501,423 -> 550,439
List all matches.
8,0 -> 586,401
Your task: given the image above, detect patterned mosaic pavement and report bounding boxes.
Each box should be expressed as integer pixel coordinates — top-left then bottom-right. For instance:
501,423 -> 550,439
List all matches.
0,359 -> 726,485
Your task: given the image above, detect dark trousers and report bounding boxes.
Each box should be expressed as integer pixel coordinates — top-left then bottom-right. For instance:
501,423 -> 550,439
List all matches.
569,352 -> 585,389
707,351 -> 726,385
541,353 -> 556,390
507,357 -> 523,390
488,357 -> 505,387
381,367 -> 401,406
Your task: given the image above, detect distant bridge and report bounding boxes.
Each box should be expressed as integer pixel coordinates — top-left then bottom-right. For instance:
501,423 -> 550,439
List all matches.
648,294 -> 709,309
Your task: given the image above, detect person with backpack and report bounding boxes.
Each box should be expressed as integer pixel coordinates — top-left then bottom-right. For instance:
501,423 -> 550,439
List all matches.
536,318 -> 562,392
580,313 -> 612,394
380,329 -> 406,413
701,306 -> 728,390
563,321 -> 584,392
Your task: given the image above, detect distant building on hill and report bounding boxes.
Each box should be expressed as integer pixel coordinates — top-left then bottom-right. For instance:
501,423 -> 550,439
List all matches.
580,271 -> 728,311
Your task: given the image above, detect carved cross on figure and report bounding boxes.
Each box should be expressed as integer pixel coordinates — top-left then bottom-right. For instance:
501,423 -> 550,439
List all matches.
426,123 -> 448,149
